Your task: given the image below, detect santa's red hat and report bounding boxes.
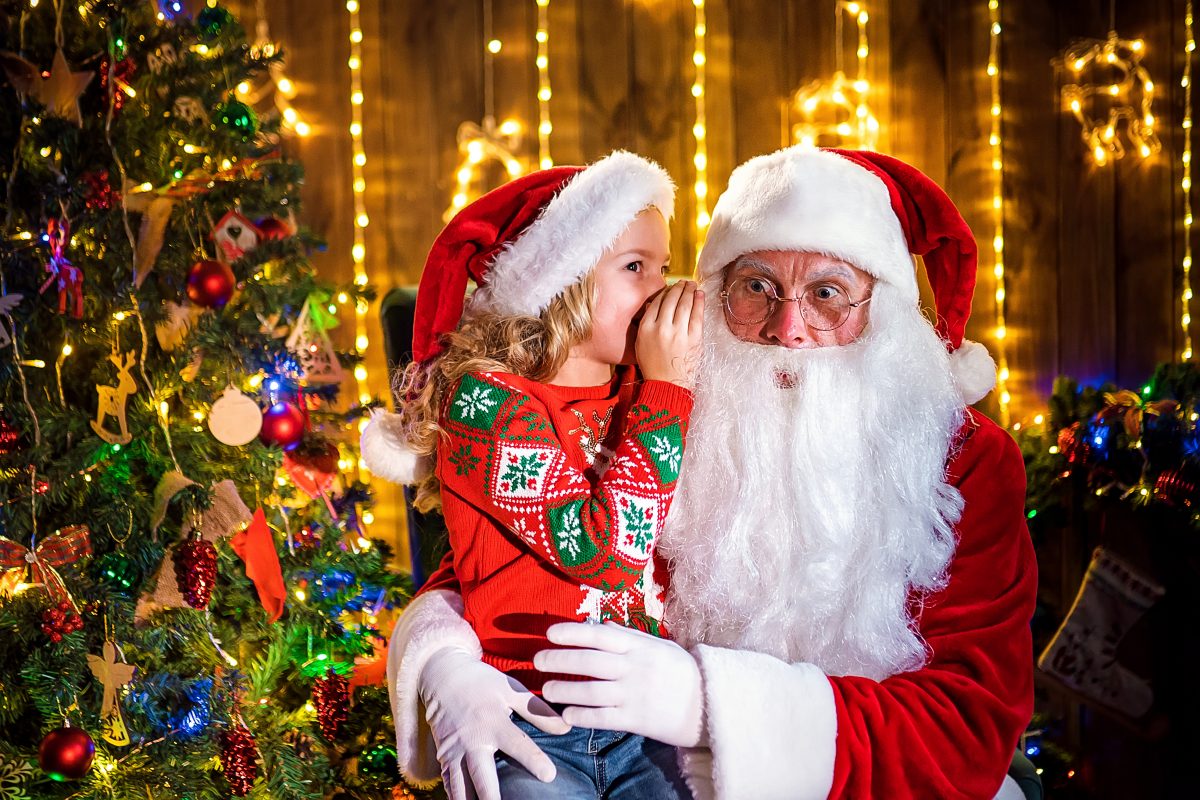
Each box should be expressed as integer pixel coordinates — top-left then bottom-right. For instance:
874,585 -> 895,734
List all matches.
362,150 -> 675,485
697,145 -> 996,405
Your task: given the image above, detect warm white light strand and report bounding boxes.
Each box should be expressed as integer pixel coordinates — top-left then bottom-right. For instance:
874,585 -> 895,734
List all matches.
346,0 -> 371,462
536,0 -> 553,168
1183,1 -> 1195,361
989,0 -> 1011,426
692,0 -> 709,261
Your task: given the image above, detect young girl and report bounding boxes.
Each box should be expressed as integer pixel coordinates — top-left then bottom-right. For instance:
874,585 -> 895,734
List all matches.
363,151 -> 702,799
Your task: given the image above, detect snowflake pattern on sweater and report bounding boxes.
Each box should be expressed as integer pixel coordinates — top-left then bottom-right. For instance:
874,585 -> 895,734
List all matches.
439,372 -> 688,595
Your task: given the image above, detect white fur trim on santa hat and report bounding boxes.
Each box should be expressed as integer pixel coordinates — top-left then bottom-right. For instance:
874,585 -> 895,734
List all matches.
387,590 -> 483,788
698,146 -> 918,302
360,409 -> 431,486
473,150 -> 675,317
692,644 -> 837,800
951,338 -> 998,405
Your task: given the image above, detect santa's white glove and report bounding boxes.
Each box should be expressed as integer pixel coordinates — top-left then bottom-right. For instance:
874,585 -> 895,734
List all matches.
419,647 -> 570,800
535,621 -> 705,748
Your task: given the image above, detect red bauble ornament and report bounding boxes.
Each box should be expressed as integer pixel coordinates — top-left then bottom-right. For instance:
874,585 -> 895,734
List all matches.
38,726 -> 95,781
1155,465 -> 1199,508
220,722 -> 259,796
186,259 -> 236,308
174,538 -> 219,609
312,670 -> 350,740
39,601 -> 84,643
259,401 -> 306,450
254,216 -> 293,241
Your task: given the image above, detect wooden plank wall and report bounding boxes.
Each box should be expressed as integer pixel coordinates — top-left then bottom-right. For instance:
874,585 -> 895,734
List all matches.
251,0 -> 1187,539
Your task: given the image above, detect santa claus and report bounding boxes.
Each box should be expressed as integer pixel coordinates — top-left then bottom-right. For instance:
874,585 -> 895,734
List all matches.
379,146 -> 1036,799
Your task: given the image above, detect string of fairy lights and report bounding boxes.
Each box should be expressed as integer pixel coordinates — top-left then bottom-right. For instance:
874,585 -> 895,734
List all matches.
1182,1 -> 1195,362
536,0 -> 553,168
988,0 -> 1011,428
849,1 -> 871,145
345,0 -> 372,440
692,0 -> 709,259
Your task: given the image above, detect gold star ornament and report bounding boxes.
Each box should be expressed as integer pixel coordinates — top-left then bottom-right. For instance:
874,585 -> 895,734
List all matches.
1,48 -> 94,126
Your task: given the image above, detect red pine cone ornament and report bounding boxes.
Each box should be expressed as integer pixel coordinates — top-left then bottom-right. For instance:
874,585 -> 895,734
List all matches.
40,601 -> 84,642
220,722 -> 258,797
312,670 -> 350,740
174,538 -> 219,609
82,170 -> 119,211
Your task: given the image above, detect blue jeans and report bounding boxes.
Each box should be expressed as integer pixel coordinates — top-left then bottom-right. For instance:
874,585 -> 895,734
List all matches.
495,715 -> 690,799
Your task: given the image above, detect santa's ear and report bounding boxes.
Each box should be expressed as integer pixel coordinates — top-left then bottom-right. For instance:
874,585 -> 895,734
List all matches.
359,410 -> 432,485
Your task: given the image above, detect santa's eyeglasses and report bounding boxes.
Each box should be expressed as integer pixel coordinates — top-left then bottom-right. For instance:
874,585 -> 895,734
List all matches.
719,276 -> 872,331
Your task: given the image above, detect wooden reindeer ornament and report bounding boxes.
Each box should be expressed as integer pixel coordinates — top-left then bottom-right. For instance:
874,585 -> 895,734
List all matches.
91,351 -> 138,445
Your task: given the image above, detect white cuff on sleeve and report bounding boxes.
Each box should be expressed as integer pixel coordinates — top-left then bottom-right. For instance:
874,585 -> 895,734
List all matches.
694,644 -> 838,800
387,590 -> 482,787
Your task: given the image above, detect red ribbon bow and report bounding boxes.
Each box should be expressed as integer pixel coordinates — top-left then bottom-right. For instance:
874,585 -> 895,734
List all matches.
0,524 -> 92,608
39,219 -> 84,319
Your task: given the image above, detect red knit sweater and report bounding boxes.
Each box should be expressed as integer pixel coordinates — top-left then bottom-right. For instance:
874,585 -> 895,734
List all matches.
420,368 -> 692,692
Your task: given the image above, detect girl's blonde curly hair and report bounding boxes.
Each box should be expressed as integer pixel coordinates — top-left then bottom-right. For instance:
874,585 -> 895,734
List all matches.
395,271 -> 597,512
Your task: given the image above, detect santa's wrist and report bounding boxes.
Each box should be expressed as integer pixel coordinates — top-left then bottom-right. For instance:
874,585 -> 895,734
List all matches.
417,645 -> 478,700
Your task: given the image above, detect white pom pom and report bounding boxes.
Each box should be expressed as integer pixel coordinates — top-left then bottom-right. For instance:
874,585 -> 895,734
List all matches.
950,339 -> 998,405
359,410 -> 432,485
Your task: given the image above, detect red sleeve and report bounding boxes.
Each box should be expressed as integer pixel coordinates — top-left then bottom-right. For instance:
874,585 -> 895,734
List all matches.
437,371 -> 692,592
827,413 -> 1037,799
415,549 -> 461,597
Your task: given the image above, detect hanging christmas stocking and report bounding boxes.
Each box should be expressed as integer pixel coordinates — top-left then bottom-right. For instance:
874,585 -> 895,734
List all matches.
1038,547 -> 1164,717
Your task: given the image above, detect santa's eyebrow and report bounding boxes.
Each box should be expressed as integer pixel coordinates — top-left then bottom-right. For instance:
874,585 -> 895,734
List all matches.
728,256 -> 779,278
806,264 -> 857,282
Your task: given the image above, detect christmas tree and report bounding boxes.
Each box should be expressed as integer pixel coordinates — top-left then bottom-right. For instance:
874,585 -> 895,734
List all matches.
0,1 -> 415,797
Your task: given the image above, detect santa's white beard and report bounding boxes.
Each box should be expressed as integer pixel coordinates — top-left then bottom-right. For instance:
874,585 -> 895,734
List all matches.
660,283 -> 966,680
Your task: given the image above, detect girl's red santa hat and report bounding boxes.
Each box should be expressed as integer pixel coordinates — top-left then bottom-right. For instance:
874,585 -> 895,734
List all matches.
361,150 -> 674,485
697,145 -> 996,405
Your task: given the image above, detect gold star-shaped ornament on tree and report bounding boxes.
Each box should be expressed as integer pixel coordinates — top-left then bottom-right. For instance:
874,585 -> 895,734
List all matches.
0,48 -> 94,127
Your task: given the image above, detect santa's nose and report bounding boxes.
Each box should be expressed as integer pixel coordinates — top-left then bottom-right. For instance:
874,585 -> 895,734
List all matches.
762,298 -> 817,348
